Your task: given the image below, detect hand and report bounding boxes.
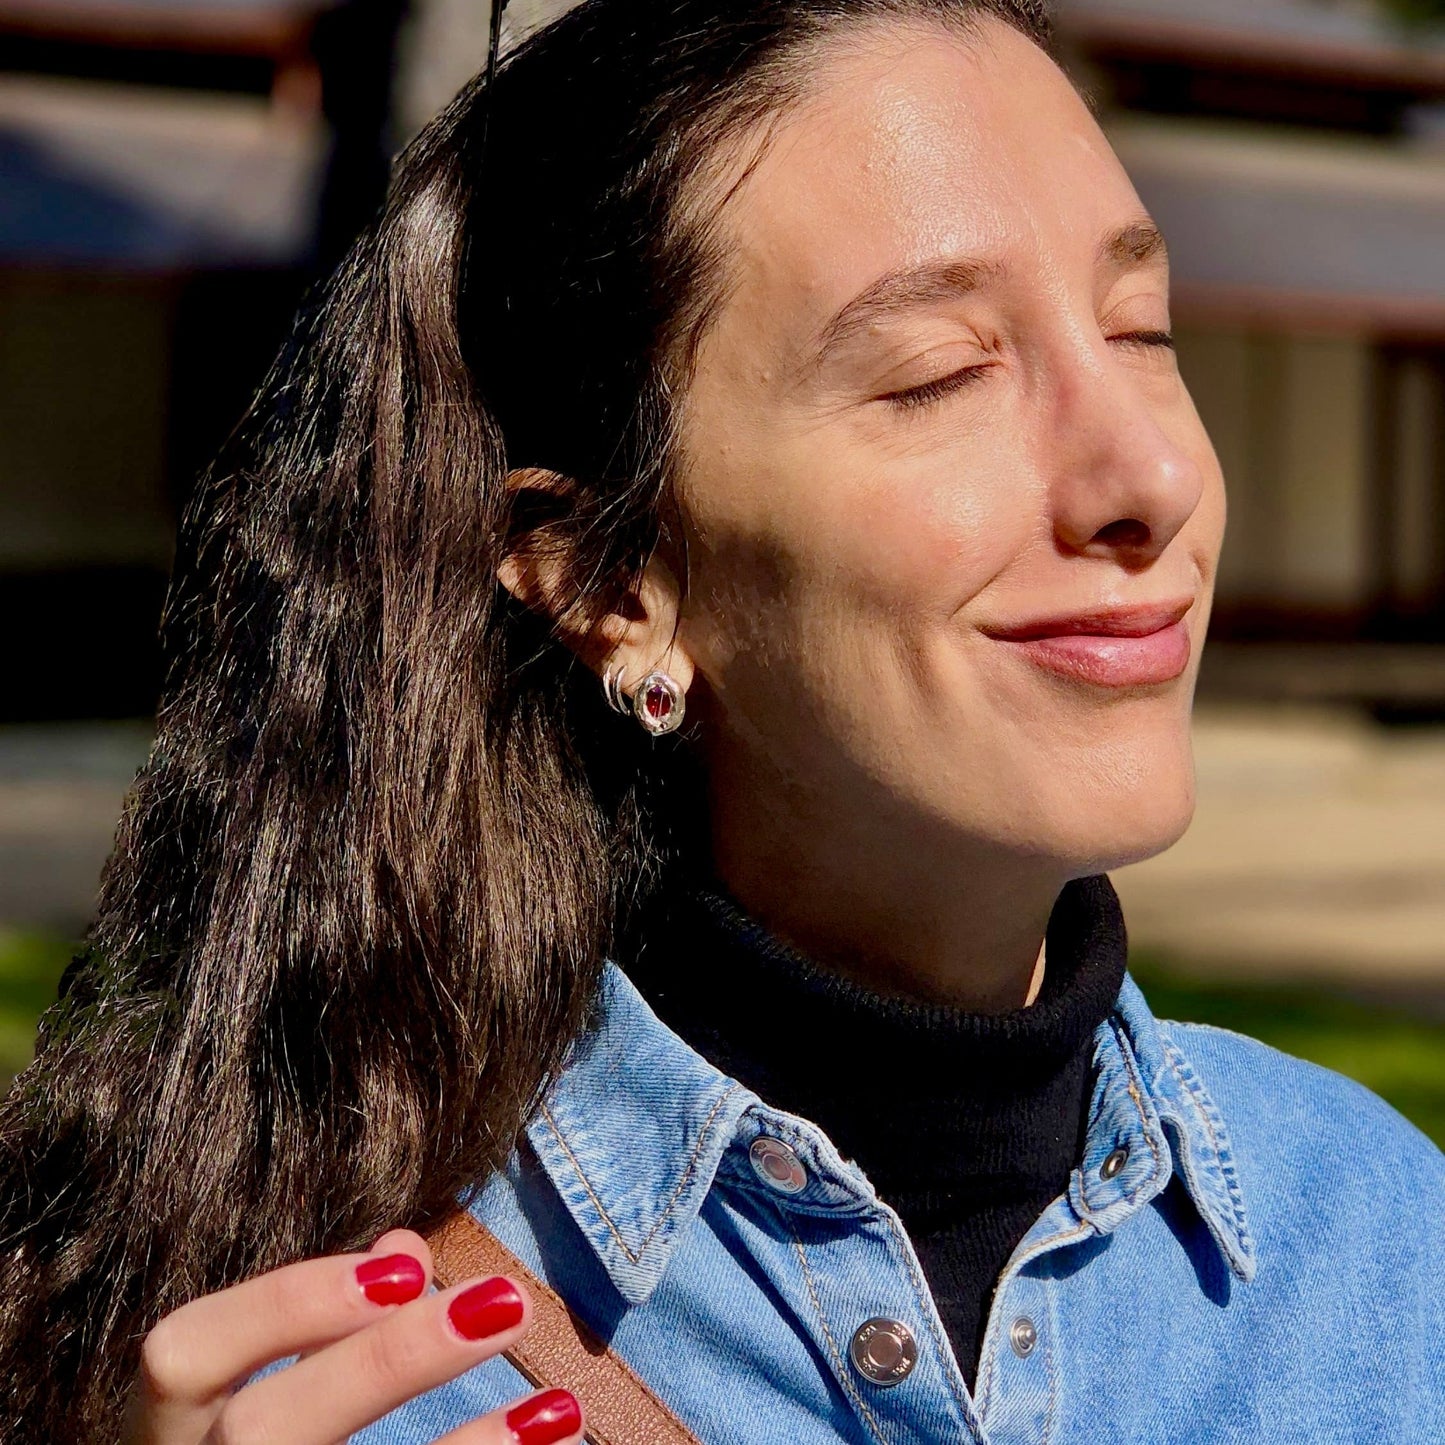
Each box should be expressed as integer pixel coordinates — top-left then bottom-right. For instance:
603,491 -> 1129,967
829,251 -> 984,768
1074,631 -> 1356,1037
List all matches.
123,1228 -> 584,1445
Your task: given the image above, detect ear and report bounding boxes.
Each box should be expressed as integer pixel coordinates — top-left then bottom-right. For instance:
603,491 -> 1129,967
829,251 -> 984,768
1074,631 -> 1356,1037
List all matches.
497,468 -> 696,700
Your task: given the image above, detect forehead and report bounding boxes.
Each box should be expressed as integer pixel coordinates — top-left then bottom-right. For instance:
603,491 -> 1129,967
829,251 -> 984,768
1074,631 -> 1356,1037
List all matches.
700,18 -> 1148,362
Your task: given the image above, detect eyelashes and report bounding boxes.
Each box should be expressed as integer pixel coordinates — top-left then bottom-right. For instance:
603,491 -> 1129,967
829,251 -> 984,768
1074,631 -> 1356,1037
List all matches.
879,329 -> 1177,414
882,364 -> 992,412
1115,328 -> 1176,356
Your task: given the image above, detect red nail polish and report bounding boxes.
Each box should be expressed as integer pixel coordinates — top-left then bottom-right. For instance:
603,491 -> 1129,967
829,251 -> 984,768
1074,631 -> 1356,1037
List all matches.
506,1389 -> 582,1445
447,1276 -> 525,1340
356,1254 -> 426,1306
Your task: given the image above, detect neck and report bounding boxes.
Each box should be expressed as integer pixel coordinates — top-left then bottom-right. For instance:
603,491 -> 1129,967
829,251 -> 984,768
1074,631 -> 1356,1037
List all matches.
706,762 -> 1069,1014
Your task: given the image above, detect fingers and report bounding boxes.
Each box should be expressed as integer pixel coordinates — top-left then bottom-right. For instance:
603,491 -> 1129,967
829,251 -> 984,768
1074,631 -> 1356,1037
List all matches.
208,1273 -> 535,1445
371,1227 -> 435,1280
135,1235 -> 434,1413
432,1388 -> 585,1445
290,1228 -> 440,1365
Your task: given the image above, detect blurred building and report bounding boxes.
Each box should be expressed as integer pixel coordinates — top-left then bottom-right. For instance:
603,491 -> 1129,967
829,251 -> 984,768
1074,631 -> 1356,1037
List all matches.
3,0 -> 1445,722
0,0 -> 411,720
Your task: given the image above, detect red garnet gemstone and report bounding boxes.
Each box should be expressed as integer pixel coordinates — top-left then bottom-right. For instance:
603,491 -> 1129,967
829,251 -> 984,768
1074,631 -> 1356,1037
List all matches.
644,684 -> 672,719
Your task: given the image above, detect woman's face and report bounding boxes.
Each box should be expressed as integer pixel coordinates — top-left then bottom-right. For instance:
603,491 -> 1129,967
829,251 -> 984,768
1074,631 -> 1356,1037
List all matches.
669,16 -> 1226,877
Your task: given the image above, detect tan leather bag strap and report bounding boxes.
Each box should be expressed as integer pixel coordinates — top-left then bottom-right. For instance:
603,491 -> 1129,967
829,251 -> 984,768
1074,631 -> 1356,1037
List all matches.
425,1210 -> 704,1445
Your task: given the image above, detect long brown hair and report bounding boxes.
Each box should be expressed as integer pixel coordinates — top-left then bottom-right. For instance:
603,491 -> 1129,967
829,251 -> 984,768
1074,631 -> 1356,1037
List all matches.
0,0 -> 1057,1435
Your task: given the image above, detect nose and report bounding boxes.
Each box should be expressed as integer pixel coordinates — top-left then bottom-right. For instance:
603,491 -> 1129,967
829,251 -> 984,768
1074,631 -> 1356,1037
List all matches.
1045,342 -> 1205,569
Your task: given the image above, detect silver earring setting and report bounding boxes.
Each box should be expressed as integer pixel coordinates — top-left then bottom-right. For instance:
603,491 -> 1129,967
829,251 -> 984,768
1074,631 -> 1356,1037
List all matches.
602,663 -> 631,717
602,664 -> 686,736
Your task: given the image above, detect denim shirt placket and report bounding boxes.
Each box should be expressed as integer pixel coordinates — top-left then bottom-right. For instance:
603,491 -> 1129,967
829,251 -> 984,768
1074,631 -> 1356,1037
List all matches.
514,968 -> 1257,1445
692,1011 -> 1200,1445
972,997 -> 1256,1444
972,1014 -> 1179,1444
718,1106 -> 989,1445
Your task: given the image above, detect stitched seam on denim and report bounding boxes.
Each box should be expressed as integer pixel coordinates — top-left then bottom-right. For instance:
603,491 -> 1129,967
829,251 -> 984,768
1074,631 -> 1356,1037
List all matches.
978,1302 -> 999,1416
1162,1046 -> 1228,1187
1113,1019 -> 1163,1202
724,1181 -> 873,1217
976,1220 -> 1088,1420
1041,1282 -> 1059,1445
879,1209 -> 975,1428
538,1102 -> 640,1263
786,1213 -> 889,1445
539,1085 -> 742,1264
637,1084 -> 744,1253
1163,1042 -> 1251,1244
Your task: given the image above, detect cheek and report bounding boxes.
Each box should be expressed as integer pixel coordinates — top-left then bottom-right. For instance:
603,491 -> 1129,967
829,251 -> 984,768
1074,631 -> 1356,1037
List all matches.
683,429 -> 1040,666
846,449 -> 1039,614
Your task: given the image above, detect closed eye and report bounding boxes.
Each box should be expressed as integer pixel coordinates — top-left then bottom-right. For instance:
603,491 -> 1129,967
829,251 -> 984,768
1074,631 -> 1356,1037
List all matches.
1115,328 -> 1175,351
879,364 -> 992,412
880,329 -> 1174,415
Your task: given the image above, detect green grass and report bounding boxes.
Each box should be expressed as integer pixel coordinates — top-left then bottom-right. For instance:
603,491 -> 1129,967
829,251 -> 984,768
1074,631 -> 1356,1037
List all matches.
0,929 -> 78,1085
1,933 -> 1442,1149
1133,958 -> 1445,1149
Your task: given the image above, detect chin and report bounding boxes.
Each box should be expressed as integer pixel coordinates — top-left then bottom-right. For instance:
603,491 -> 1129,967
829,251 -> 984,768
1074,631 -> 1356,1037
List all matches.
1081,778 -> 1197,874
1031,733 -> 1199,876
1088,807 -> 1194,875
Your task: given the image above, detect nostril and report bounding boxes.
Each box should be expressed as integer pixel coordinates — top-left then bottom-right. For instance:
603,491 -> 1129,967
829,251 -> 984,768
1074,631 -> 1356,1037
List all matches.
1093,518 -> 1151,548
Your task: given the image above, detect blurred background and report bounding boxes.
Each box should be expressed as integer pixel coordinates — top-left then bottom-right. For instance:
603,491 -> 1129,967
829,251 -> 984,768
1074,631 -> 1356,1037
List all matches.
2,0 -> 1445,1141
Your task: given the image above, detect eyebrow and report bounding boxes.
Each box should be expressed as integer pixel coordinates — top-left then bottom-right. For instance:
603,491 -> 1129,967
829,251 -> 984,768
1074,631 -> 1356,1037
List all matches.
1101,218 -> 1170,269
811,218 -> 1170,364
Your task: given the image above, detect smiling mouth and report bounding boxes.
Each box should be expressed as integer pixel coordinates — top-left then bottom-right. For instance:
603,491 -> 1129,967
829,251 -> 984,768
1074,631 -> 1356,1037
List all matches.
982,599 -> 1194,687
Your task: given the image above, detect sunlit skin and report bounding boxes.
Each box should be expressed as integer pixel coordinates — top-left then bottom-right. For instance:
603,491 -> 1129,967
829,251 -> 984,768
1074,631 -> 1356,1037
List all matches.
122,18 -> 1234,1438
509,17 -> 1228,1012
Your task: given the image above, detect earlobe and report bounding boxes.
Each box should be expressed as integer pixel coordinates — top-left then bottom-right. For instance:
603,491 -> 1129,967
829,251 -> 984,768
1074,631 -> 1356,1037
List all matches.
595,554 -> 697,732
622,556 -> 696,694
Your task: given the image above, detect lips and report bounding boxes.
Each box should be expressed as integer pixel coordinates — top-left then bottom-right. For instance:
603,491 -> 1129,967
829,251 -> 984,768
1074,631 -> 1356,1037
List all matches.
983,598 -> 1194,687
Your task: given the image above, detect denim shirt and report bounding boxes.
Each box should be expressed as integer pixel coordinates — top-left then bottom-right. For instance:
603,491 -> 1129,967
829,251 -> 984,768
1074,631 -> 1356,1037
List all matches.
356,963 -> 1445,1444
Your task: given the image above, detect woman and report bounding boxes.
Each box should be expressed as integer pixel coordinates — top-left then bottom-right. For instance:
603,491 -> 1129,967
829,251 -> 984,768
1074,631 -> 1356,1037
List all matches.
3,0 -> 1441,1440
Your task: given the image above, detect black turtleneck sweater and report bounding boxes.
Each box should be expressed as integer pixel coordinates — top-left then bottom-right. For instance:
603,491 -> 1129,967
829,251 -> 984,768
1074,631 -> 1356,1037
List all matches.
623,873 -> 1129,1390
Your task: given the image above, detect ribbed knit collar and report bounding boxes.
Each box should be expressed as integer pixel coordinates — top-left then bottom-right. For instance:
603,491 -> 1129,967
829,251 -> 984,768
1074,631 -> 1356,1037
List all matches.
622,873 -> 1129,1204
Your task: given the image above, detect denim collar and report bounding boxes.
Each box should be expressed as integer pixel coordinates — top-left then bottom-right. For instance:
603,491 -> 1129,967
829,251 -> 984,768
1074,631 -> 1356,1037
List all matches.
1071,974 -> 1257,1283
524,963 -> 1257,1307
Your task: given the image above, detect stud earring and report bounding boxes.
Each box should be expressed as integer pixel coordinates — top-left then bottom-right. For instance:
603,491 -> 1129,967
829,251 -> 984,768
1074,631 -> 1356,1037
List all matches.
631,670 -> 685,736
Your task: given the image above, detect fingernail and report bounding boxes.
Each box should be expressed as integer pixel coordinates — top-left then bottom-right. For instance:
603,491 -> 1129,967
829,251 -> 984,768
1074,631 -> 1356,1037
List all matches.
356,1254 -> 426,1306
506,1388 -> 582,1445
447,1276 -> 525,1340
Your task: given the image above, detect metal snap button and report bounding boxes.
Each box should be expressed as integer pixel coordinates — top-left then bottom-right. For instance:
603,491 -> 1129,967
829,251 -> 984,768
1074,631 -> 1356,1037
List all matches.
1009,1316 -> 1038,1359
748,1136 -> 808,1195
1099,1146 -> 1130,1181
849,1317 -> 918,1387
